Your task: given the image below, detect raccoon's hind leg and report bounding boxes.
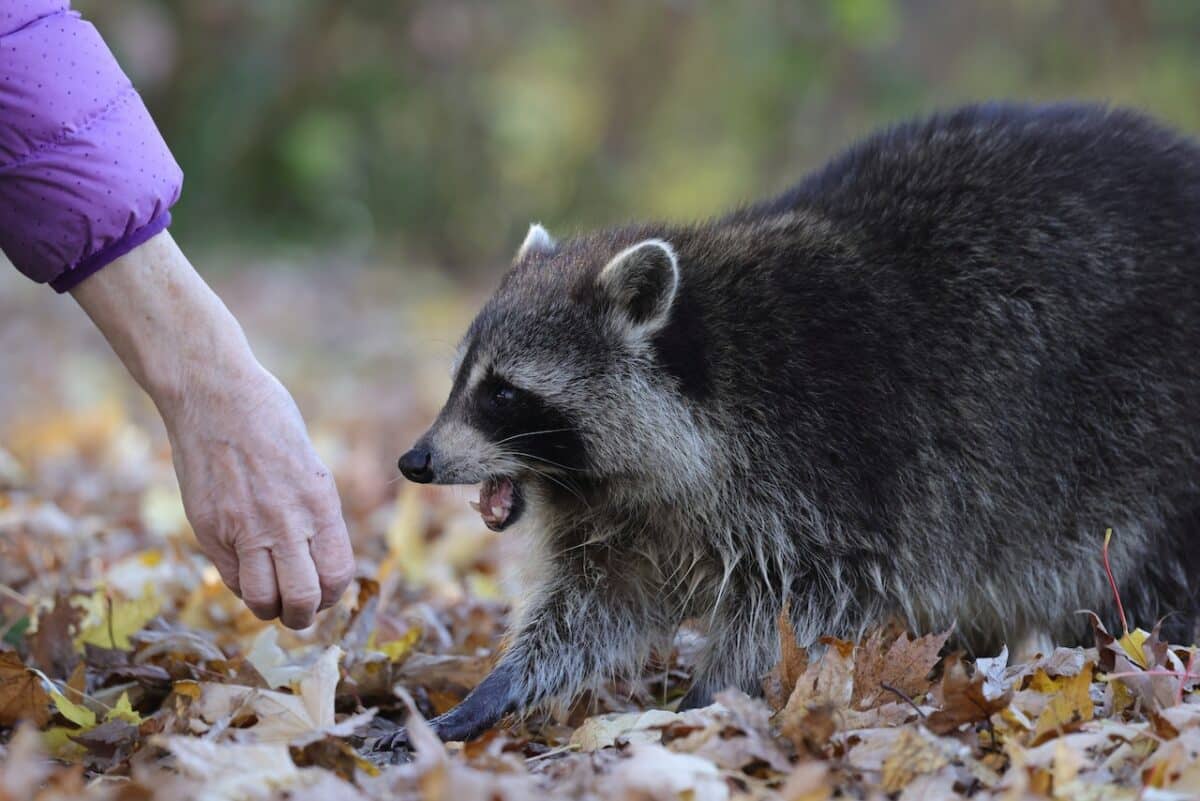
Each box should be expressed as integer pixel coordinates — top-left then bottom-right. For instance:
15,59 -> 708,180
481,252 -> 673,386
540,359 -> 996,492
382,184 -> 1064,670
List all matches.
679,597 -> 786,710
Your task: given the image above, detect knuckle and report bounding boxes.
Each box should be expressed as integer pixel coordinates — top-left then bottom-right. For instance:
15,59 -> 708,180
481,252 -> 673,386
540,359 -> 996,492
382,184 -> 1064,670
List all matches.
286,589 -> 322,611
243,591 -> 277,611
323,561 -> 356,587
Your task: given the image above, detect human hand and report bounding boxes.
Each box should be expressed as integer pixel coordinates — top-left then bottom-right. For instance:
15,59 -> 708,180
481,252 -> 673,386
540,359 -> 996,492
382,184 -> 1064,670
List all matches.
71,231 -> 355,628
161,364 -> 354,628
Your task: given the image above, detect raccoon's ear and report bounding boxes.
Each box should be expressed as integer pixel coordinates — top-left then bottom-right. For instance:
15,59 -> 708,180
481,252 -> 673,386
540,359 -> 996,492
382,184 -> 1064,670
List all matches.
516,223 -> 556,260
596,239 -> 679,336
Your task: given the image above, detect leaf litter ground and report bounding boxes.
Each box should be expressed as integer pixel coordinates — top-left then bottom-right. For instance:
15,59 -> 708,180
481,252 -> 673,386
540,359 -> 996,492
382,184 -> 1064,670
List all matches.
0,265 -> 1198,800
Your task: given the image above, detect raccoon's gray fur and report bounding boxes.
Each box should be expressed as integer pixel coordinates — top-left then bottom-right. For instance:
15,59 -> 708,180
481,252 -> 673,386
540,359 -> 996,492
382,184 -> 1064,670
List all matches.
391,102 -> 1200,744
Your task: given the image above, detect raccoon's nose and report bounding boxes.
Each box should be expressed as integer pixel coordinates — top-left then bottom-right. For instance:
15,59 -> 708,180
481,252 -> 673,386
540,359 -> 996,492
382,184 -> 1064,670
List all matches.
398,447 -> 434,483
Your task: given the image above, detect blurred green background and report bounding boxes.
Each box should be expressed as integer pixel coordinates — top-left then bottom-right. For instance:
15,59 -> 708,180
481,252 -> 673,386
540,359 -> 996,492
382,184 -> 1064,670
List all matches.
75,0 -> 1200,277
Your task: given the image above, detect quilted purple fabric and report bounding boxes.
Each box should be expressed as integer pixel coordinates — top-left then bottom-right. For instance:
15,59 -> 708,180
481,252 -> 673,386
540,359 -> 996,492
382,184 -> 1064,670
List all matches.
0,1 -> 182,292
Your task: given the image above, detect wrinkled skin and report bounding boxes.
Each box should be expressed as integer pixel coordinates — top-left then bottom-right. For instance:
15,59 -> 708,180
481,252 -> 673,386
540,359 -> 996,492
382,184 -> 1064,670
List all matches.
163,366 -> 354,627
72,231 -> 355,628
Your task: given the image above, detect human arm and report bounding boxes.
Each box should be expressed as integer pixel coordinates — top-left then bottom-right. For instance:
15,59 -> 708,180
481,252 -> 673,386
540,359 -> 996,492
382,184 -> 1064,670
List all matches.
71,230 -> 355,628
0,2 -> 355,627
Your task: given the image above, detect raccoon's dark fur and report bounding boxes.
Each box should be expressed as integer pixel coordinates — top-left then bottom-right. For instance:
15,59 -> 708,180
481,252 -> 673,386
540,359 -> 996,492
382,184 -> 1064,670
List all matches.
392,102 -> 1200,744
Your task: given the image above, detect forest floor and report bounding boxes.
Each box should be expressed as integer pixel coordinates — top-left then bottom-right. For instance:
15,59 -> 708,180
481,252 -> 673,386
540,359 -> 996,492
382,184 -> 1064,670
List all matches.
0,263 -> 1197,800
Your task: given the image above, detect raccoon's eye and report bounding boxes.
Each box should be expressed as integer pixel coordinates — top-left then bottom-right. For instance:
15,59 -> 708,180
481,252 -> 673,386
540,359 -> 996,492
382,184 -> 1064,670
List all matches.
490,383 -> 518,408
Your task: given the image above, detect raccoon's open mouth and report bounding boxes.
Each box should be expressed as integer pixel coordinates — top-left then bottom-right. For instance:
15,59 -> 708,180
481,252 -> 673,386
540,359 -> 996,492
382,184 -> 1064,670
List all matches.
469,477 -> 525,532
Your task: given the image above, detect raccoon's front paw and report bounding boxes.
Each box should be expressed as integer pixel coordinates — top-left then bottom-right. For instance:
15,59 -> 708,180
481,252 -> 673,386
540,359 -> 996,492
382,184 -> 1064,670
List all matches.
369,726 -> 416,762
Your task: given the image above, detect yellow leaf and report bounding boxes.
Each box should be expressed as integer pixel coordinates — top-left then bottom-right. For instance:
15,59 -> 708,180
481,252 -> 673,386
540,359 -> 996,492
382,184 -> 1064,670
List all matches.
105,692 -> 142,725
368,625 -> 421,662
72,587 -> 162,651
50,689 -> 96,729
41,726 -> 87,759
1117,627 -> 1150,669
880,729 -> 948,793
1032,664 -> 1093,744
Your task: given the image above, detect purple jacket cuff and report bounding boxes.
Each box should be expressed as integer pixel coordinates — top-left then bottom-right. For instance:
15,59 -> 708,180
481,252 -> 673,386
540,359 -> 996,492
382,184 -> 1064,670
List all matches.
0,2 -> 183,289
49,210 -> 171,293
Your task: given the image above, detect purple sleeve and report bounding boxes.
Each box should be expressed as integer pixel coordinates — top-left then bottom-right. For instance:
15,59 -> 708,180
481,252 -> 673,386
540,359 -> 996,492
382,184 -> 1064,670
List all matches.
0,1 -> 182,292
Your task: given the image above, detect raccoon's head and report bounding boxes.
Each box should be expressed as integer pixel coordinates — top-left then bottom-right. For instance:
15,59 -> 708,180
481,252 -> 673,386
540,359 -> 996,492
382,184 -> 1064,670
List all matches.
398,222 -> 699,532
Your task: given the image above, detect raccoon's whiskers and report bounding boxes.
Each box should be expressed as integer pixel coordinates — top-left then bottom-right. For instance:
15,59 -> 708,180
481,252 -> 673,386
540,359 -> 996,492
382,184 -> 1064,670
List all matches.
493,428 -> 577,447
502,450 -> 585,473
518,462 -> 592,510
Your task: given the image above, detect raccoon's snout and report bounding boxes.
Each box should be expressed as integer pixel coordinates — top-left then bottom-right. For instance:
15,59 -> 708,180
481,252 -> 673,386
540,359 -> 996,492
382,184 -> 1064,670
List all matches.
398,446 -> 434,483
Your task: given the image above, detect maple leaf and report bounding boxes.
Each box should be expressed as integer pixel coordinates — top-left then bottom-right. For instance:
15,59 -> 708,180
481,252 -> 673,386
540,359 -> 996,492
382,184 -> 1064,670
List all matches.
775,637 -> 854,753
0,651 -> 51,727
851,627 -> 951,710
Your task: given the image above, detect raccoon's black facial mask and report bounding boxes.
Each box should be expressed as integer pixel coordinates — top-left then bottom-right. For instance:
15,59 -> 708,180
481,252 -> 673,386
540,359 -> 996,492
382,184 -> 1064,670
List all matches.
465,371 -> 587,529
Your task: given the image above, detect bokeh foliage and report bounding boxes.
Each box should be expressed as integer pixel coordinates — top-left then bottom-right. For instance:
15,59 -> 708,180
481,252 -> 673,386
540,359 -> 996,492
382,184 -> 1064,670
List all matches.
77,0 -> 1200,274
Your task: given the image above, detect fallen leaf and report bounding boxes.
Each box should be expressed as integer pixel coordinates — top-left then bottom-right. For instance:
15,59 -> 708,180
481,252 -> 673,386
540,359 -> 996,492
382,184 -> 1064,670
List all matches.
1031,663 -> 1094,744
73,588 -> 162,651
106,691 -> 142,725
610,743 -> 730,801
779,761 -> 833,801
154,736 -> 317,800
0,724 -> 51,797
52,694 -> 96,732
193,646 -> 375,746
926,652 -> 1013,735
764,602 -> 808,712
247,626 -> 310,690
0,652 -> 51,727
367,624 -> 421,663
27,595 -> 82,678
851,627 -> 951,710
879,728 -> 950,793
569,709 -> 680,751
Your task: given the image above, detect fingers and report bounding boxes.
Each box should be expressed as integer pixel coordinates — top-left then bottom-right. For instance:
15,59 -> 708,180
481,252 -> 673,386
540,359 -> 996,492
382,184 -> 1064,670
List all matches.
311,516 -> 355,611
238,547 -> 281,620
272,540 -> 322,629
204,538 -> 243,597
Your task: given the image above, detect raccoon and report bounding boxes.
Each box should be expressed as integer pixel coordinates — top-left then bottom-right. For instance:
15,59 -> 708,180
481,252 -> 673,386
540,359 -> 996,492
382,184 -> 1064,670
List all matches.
389,102 -> 1200,745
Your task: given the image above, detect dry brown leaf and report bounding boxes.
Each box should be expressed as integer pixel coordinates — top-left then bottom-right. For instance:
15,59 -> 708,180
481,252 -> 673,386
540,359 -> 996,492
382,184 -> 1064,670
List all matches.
926,652 -> 1013,735
764,603 -> 809,712
851,627 -> 951,710
0,651 -> 52,727
776,637 -> 855,753
27,595 -> 81,679
569,709 -> 680,751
